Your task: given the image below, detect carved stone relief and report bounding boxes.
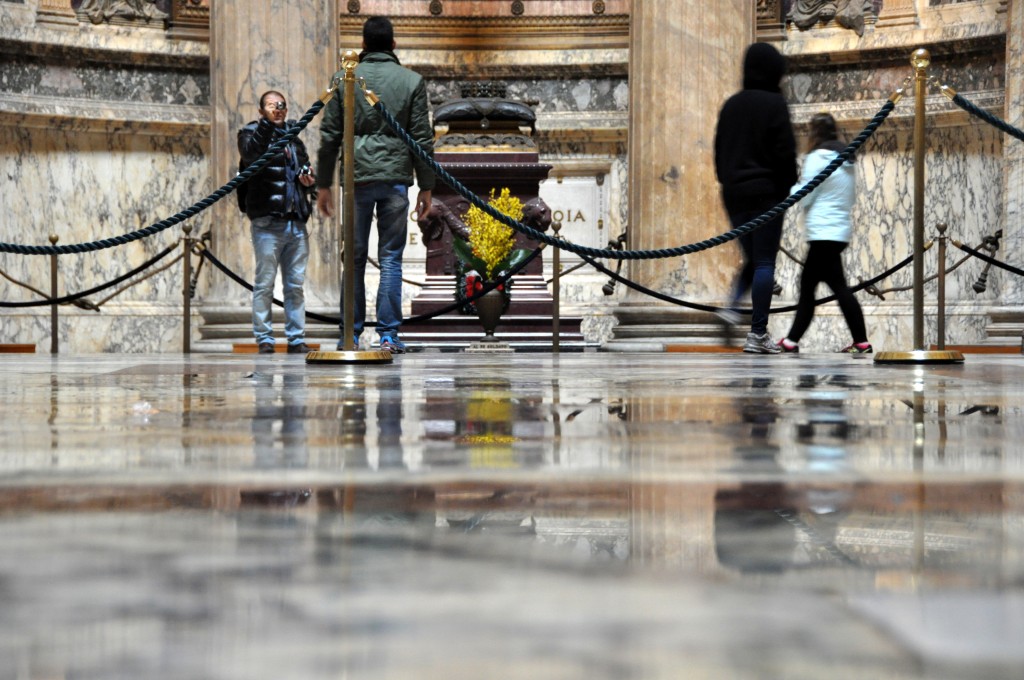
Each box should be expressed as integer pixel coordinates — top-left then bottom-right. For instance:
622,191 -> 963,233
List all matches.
788,0 -> 874,36
72,0 -> 169,25
757,0 -> 783,24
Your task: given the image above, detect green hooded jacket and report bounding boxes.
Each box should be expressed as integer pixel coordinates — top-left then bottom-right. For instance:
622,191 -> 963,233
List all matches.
316,51 -> 436,191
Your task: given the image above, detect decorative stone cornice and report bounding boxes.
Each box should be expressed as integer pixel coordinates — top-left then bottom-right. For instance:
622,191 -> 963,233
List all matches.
790,89 -> 1005,130
339,14 -> 629,51
0,92 -> 208,135
338,14 -> 628,77
780,22 -> 1006,64
0,31 -> 207,69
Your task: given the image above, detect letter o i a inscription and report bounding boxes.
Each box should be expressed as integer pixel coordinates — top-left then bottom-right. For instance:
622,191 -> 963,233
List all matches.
539,173 -> 608,249
551,210 -> 586,224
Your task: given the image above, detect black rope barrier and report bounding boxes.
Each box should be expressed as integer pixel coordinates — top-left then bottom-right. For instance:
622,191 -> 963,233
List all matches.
0,242 -> 179,308
953,241 -> 1024,279
577,251 -> 917,315
0,266 -> 98,311
0,97 -> 329,256
370,94 -> 898,260
197,244 -> 543,328
950,91 -> 1024,143
197,248 -> 339,324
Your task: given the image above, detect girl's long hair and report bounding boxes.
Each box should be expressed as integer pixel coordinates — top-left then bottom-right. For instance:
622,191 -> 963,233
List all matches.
808,112 -> 855,162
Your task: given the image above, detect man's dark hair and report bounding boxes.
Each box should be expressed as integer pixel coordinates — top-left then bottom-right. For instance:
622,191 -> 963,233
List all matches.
363,16 -> 394,52
259,90 -> 285,110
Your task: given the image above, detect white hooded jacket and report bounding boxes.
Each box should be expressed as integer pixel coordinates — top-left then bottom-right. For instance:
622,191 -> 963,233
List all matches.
792,148 -> 855,243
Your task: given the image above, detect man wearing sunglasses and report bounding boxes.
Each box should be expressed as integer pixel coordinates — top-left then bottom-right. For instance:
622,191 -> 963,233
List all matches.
238,90 -> 318,355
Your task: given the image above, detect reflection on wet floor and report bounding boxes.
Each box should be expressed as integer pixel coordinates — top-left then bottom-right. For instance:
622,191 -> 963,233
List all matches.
1,353 -> 1024,678
0,478 -> 1016,583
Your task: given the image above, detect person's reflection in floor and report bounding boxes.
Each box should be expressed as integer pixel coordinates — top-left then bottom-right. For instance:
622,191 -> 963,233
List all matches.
242,371 -> 311,508
376,373 -> 405,470
715,377 -> 796,573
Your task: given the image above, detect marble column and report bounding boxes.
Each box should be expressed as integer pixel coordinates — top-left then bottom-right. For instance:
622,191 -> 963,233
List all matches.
875,0 -> 918,28
989,0 -> 1024,344
629,393 -> 722,571
201,0 -> 338,349
36,0 -> 79,27
607,1 -> 753,349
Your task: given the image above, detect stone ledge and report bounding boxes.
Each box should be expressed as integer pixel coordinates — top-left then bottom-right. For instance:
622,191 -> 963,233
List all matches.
0,92 -> 209,134
790,90 -> 1005,129
781,21 -> 1006,63
0,24 -> 207,68
0,344 -> 37,354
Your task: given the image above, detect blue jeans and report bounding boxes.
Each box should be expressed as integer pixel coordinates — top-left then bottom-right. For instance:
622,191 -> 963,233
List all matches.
342,182 -> 410,337
727,205 -> 784,336
251,216 -> 309,346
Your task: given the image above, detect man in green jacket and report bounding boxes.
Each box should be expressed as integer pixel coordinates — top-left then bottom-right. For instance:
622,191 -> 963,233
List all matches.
316,15 -> 435,354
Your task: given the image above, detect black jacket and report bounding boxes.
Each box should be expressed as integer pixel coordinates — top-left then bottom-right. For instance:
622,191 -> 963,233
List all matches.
714,43 -> 798,214
237,117 -> 313,221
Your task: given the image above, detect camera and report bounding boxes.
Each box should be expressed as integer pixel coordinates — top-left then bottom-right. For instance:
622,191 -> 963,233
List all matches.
299,164 -> 312,176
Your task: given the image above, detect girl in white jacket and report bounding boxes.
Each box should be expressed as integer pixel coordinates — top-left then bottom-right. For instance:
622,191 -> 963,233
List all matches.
778,113 -> 872,353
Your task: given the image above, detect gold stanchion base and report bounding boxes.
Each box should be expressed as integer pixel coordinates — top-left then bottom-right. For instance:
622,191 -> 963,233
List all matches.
873,349 -> 965,365
305,349 -> 394,365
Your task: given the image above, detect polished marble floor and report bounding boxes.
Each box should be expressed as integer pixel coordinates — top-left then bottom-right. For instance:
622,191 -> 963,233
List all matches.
1,350 -> 1023,679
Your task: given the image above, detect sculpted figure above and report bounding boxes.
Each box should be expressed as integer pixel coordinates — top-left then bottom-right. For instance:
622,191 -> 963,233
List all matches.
789,0 -> 872,36
75,0 -> 169,24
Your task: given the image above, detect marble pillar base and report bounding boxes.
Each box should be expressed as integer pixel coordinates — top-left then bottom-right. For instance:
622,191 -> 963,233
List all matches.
0,305 -> 190,354
194,305 -> 341,352
604,300 -> 1009,353
602,305 -> 728,352
984,307 -> 1024,347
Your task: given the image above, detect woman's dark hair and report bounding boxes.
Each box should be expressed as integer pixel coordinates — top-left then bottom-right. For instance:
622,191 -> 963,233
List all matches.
363,16 -> 394,52
808,112 -> 838,150
808,112 -> 854,161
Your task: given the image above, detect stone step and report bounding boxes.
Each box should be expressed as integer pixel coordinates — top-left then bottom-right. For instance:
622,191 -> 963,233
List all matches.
0,344 -> 36,353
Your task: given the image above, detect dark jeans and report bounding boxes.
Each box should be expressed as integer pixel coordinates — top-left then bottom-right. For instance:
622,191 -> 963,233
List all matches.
728,207 -> 784,335
786,240 -> 867,344
340,182 -> 410,338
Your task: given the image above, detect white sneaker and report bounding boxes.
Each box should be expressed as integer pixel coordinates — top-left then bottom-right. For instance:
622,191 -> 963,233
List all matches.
743,332 -> 782,354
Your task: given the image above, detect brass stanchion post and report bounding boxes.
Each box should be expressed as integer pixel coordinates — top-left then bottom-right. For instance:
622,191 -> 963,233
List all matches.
552,220 -> 562,354
342,54 -> 356,354
182,225 -> 193,354
913,51 -> 926,351
49,234 -> 58,355
308,50 -> 392,365
875,49 -> 963,365
936,223 -> 947,350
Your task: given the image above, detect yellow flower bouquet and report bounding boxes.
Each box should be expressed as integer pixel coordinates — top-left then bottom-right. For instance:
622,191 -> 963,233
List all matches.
454,188 -> 531,312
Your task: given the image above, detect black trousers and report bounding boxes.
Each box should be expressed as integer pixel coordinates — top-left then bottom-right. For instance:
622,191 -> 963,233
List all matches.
786,240 -> 868,344
727,205 -> 784,336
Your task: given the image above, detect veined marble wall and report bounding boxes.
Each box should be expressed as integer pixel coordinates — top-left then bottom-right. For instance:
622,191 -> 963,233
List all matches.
0,0 -> 210,353
774,0 -> 1012,351
2,0 -> 1019,352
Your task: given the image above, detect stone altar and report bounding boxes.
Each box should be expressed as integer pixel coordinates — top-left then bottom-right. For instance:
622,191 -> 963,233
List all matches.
403,84 -> 586,349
